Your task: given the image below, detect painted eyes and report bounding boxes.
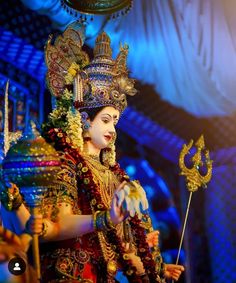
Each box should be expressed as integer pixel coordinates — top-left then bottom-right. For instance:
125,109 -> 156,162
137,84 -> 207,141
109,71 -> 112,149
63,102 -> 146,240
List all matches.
102,119 -> 117,126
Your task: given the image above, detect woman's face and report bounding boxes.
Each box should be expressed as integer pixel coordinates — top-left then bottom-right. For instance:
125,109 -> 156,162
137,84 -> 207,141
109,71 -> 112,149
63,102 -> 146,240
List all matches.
87,106 -> 120,150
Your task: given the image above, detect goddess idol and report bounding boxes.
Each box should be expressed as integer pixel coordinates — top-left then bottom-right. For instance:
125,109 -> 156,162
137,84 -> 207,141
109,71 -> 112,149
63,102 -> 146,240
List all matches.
0,22 -> 184,283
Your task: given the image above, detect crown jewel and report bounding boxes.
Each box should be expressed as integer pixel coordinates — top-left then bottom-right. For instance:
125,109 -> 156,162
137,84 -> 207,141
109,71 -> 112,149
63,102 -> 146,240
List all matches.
45,21 -> 137,113
94,32 -> 112,58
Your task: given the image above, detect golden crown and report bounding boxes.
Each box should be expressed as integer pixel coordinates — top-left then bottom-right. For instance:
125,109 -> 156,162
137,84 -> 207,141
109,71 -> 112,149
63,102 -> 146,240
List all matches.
45,21 -> 137,113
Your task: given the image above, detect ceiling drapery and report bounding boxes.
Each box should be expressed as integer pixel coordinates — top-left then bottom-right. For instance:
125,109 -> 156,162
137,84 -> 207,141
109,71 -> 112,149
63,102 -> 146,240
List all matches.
20,0 -> 236,117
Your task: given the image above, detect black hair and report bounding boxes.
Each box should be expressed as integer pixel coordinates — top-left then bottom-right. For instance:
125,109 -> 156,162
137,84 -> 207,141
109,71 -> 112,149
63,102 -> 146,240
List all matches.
79,106 -> 106,121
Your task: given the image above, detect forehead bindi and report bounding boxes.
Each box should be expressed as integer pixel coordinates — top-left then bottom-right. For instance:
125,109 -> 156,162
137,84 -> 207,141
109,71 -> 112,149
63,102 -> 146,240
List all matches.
100,109 -> 119,120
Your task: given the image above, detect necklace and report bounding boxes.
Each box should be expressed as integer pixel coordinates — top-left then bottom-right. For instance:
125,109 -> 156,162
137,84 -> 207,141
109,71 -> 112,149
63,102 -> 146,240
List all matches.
84,154 -> 119,208
87,154 -> 100,162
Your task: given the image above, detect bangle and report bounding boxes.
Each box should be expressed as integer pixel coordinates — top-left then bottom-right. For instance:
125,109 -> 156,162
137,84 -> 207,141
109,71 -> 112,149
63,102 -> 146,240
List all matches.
105,210 -> 116,229
40,221 -> 48,238
0,183 -> 23,211
96,211 -> 107,231
93,211 -> 113,232
23,219 -> 48,237
93,210 -> 100,231
11,194 -> 23,210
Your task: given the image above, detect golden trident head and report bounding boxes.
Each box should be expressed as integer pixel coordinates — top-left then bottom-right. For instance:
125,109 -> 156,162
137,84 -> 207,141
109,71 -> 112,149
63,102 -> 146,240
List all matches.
179,135 -> 213,192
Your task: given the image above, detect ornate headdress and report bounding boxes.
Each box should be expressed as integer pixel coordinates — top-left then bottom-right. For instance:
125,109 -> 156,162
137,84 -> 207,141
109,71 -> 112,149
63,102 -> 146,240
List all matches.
44,21 -> 136,164
45,21 -> 137,113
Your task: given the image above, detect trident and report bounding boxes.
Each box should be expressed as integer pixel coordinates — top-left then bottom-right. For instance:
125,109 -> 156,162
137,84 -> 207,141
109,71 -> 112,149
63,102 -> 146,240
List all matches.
173,135 -> 213,282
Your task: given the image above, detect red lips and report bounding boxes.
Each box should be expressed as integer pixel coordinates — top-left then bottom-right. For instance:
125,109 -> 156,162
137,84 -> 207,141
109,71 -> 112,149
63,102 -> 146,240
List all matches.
104,135 -> 112,142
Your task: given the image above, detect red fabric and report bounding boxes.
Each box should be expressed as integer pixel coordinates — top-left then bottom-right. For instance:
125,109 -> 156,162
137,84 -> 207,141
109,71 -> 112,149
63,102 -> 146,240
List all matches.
39,238 -> 98,282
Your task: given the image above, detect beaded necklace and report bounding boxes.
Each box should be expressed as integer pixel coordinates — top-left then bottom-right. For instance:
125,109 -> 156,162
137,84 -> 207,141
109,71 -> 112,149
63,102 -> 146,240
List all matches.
84,154 -> 118,208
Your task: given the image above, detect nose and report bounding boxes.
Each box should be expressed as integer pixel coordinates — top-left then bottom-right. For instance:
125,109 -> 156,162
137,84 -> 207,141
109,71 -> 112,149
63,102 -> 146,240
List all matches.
109,124 -> 116,136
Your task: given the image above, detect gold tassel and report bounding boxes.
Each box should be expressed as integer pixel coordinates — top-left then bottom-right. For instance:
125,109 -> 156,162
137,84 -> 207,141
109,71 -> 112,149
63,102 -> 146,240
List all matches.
73,73 -> 84,103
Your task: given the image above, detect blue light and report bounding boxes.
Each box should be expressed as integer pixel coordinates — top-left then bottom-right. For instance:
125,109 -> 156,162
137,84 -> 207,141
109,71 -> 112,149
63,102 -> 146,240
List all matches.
156,177 -> 171,198
0,28 -> 46,81
144,185 -> 155,198
125,164 -> 136,176
141,160 -> 154,178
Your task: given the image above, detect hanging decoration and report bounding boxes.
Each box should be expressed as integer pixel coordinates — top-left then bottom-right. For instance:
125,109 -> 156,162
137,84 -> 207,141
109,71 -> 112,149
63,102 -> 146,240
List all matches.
60,0 -> 132,20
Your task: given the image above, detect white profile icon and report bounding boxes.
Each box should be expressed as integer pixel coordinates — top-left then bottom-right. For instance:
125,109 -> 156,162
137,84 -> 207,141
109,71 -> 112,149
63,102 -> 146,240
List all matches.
13,262 -> 21,271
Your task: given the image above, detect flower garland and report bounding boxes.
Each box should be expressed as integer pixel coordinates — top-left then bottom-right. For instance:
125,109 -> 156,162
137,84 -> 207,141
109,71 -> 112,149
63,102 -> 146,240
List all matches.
65,62 -> 81,85
42,127 -> 161,282
43,84 -> 85,153
65,108 -> 84,151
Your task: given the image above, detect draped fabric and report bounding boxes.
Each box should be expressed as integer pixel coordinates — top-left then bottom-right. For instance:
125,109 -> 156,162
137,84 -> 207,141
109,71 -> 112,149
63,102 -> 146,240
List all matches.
20,0 -> 236,117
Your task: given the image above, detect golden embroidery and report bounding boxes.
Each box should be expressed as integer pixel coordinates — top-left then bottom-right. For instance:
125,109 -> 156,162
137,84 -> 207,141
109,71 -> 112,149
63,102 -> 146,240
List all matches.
82,155 -> 120,209
41,153 -> 80,221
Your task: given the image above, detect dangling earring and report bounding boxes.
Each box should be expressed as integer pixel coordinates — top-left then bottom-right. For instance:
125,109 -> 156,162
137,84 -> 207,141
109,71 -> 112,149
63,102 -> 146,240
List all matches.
81,111 -> 91,140
83,127 -> 91,141
83,121 -> 90,131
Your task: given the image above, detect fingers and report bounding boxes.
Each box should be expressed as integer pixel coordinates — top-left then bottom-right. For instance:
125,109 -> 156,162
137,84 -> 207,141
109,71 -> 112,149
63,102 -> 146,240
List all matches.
26,215 -> 43,235
167,264 -> 185,271
123,191 -> 140,218
117,181 -> 127,192
140,194 -> 149,211
132,198 -> 142,218
146,230 -> 160,247
116,189 -> 125,207
132,181 -> 149,211
111,183 -> 129,224
152,230 -> 160,236
114,181 -> 127,207
149,230 -> 160,240
165,264 -> 185,281
124,252 -> 145,275
152,230 -> 159,237
129,181 -> 149,218
169,270 -> 182,281
115,184 -> 131,212
114,181 -> 149,220
129,201 -> 136,217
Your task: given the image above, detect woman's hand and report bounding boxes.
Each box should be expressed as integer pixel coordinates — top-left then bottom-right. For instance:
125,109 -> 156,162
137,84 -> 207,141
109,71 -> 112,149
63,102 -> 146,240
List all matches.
125,252 -> 145,275
164,264 -> 185,281
124,181 -> 148,219
25,214 -> 43,235
146,230 -> 159,248
110,180 -> 149,225
110,181 -> 129,225
122,243 -> 145,275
